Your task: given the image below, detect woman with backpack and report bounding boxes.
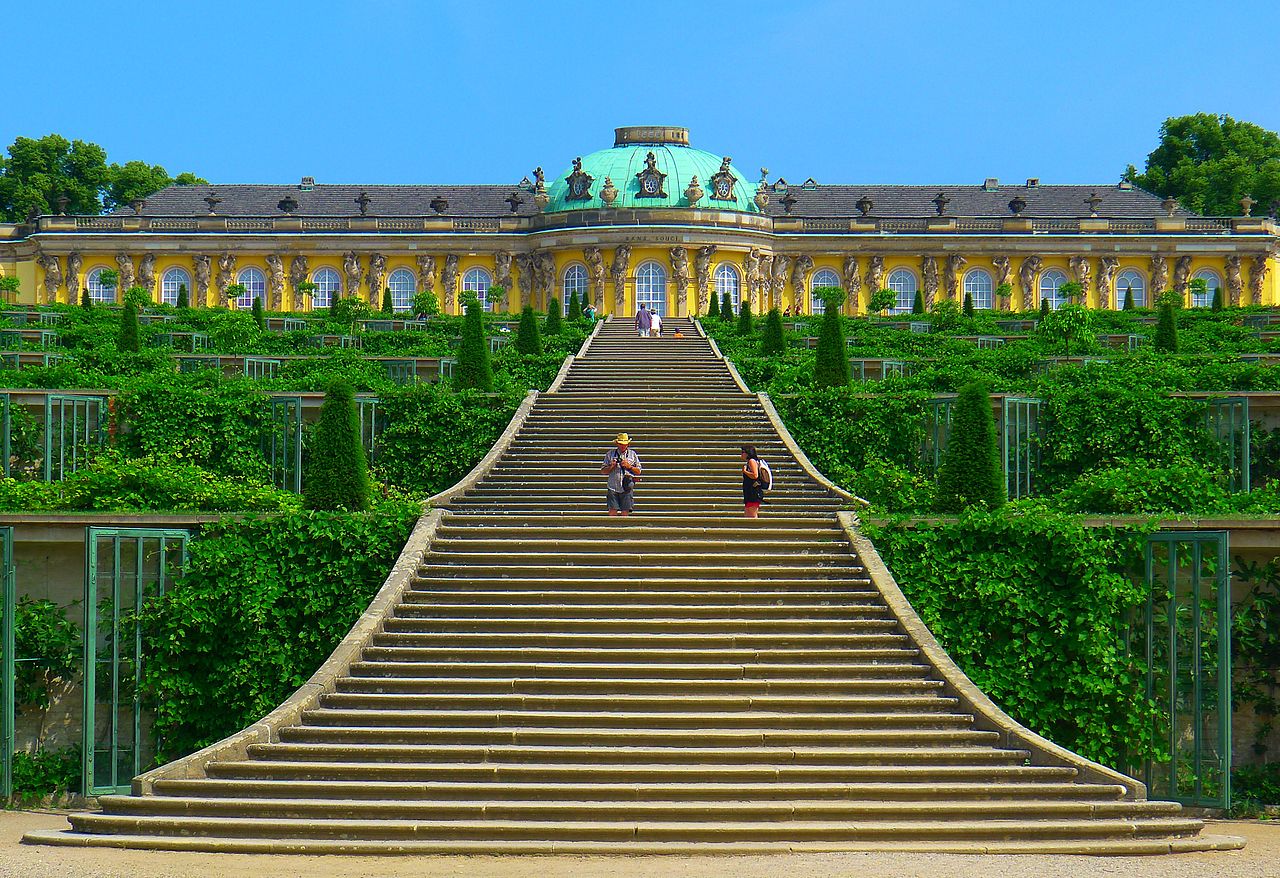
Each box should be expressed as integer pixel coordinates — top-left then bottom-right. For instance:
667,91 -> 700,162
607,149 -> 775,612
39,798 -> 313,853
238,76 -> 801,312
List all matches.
741,444 -> 770,518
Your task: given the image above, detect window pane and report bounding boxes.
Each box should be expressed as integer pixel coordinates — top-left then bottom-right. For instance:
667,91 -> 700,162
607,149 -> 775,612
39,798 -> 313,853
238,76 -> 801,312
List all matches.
236,268 -> 265,309
463,268 -> 492,311
963,269 -> 993,310
387,269 -> 415,312
714,264 -> 741,311
810,269 -> 840,315
887,269 -> 917,315
161,269 -> 190,306
311,268 -> 340,309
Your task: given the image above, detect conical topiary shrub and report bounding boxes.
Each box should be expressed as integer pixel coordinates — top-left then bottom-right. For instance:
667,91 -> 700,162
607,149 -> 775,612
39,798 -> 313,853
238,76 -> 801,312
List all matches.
719,292 -> 730,319
814,287 -> 850,388
303,378 -> 370,511
516,304 -> 542,355
761,307 -> 784,356
382,287 -> 394,315
935,381 -> 1005,512
118,301 -> 140,352
1211,287 -> 1224,312
737,298 -> 752,335
545,297 -> 563,334
962,291 -> 974,318
1040,298 -> 1050,318
251,296 -> 265,329
708,292 -> 721,320
912,290 -> 925,314
456,297 -> 494,391
1154,300 -> 1178,353
1123,285 -> 1135,310
176,284 -> 189,309
566,290 -> 580,322
81,287 -> 92,310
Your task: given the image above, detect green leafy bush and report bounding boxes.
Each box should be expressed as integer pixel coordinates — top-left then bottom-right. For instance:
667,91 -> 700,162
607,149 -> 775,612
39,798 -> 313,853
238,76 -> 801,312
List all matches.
1155,301 -> 1178,352
545,297 -> 562,335
117,300 -> 140,352
814,288 -> 850,388
737,298 -> 751,335
516,305 -> 542,355
304,379 -> 370,511
761,308 -> 784,356
456,299 -> 494,391
935,381 -> 1004,511
12,746 -> 81,800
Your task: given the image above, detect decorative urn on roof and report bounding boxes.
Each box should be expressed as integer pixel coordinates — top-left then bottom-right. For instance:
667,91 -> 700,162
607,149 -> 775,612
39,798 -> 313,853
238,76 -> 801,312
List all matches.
684,175 -> 704,207
856,195 -> 873,217
532,167 -> 550,211
1008,195 -> 1027,215
599,177 -> 618,206
754,181 -> 769,211
1162,195 -> 1178,218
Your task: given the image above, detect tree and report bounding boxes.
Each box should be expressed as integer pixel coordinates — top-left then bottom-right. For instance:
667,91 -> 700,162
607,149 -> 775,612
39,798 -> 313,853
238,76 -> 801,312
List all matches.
761,307 -> 784,356
545,297 -> 563,334
1211,286 -> 1224,312
1188,277 -> 1208,308
80,287 -> 92,310
719,291 -> 730,319
962,291 -> 974,318
1037,303 -> 1092,356
566,289 -> 581,322
1124,114 -> 1280,216
814,287 -> 851,388
1039,298 -> 1050,318
516,304 -> 542,355
868,288 -> 896,315
1122,284 -> 1136,310
118,301 -> 140,352
97,268 -> 119,304
912,290 -> 925,314
123,285 -> 150,310
0,275 -> 19,302
995,282 -> 1012,309
935,381 -> 1005,512
303,379 -> 369,512
456,298 -> 494,391
175,283 -> 189,309
737,298 -> 752,335
1154,300 -> 1179,353
707,291 -> 721,320
103,160 -> 206,212
381,287 -> 393,315
411,290 -> 439,316
251,296 -> 264,329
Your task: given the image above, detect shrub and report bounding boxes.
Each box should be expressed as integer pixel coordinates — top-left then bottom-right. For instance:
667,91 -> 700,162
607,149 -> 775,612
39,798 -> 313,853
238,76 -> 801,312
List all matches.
80,287 -> 92,310
912,290 -> 925,314
412,290 -> 439,316
1123,285 -> 1136,310
1154,300 -> 1179,352
1212,286 -> 1224,312
708,292 -> 721,320
12,746 -> 81,800
0,275 -> 20,300
516,304 -> 543,355
251,296 -> 265,329
962,291 -> 974,318
545,297 -> 563,335
761,307 -> 784,356
381,287 -> 393,315
1053,463 -> 1227,514
566,290 -> 580,323
869,288 -> 896,315
737,298 -> 752,335
720,291 -> 730,319
118,301 -> 140,352
175,283 -> 189,309
303,379 -> 370,511
1040,298 -> 1050,317
123,285 -> 151,310
935,381 -> 1004,511
456,297 -> 494,391
330,296 -> 370,326
1038,303 -> 1093,356
814,288 -> 851,388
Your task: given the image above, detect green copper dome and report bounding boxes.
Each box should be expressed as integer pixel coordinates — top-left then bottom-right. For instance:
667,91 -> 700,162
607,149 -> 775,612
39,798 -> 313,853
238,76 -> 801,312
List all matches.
543,126 -> 760,214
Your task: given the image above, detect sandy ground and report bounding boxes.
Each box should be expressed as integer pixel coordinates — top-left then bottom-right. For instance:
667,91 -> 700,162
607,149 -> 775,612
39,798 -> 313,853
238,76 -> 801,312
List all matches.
0,811 -> 1277,878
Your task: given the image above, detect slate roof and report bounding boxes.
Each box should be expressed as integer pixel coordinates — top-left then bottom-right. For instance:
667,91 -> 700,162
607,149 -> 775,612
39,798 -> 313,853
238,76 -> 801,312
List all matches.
117,181 -> 1192,220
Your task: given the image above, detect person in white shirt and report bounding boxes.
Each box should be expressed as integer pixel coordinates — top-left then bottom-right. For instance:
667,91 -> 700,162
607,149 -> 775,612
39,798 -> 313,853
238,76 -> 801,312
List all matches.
650,311 -> 663,338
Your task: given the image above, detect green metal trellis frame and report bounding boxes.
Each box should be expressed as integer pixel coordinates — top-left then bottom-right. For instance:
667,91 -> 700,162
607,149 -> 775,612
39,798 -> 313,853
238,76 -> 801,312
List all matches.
82,528 -> 189,796
1205,397 -> 1250,493
0,527 -> 13,797
43,395 -> 106,482
1001,397 -> 1041,500
0,394 -> 8,479
922,397 -> 953,475
265,397 -> 304,493
356,396 -> 383,464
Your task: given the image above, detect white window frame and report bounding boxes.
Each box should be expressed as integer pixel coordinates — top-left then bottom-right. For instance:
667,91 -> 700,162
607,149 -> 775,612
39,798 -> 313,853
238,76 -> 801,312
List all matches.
311,267 -> 341,309
236,267 -> 266,309
1191,269 -> 1221,308
463,267 -> 493,312
634,261 -> 667,316
809,268 -> 841,315
886,268 -> 918,315
1115,269 -> 1146,308
86,266 -> 116,304
1039,268 -> 1069,311
387,268 -> 416,312
161,267 -> 191,306
714,263 -> 741,312
562,264 -> 589,314
963,268 -> 994,310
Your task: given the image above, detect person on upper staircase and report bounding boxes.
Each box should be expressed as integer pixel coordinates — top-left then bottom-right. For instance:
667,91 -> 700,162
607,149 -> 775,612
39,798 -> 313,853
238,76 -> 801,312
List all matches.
602,432 -> 642,517
635,304 -> 652,338
741,443 -> 771,518
650,311 -> 663,338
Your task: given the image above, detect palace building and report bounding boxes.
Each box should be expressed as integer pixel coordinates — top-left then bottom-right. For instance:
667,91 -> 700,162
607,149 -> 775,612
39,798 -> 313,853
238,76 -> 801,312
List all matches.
1,125 -> 1277,316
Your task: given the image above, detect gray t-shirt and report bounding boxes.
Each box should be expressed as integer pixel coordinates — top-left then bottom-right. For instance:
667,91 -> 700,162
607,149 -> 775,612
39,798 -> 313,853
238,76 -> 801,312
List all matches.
603,448 -> 642,493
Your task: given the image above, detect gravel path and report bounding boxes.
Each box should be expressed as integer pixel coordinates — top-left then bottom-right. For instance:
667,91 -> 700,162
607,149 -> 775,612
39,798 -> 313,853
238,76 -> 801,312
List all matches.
1,812 -> 1274,878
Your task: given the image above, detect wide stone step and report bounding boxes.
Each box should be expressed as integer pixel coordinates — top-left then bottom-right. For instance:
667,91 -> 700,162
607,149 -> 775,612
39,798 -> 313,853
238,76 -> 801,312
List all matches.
408,578 -> 874,593
390,607 -> 889,626
399,590 -> 879,606
314,692 -> 956,713
332,677 -> 942,697
379,617 -> 896,636
419,559 -> 860,575
369,631 -> 914,650
415,565 -> 862,581
358,646 -> 919,665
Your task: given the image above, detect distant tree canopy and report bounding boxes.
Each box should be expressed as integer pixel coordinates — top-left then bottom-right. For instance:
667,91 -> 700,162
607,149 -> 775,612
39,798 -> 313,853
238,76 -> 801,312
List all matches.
1124,114 -> 1280,217
0,134 -> 206,222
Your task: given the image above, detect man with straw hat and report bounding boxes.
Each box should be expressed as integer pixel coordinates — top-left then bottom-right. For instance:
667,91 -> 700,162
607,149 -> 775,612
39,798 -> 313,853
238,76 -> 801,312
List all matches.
601,432 -> 642,516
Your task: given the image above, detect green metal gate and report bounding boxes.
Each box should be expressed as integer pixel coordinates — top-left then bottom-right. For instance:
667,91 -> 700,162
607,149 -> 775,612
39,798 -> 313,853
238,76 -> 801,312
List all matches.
1002,397 -> 1041,500
1132,531 -> 1232,809
44,395 -> 106,482
1205,397 -> 1249,493
0,526 -> 13,796
0,394 -> 9,479
921,397 -> 953,475
83,528 -> 189,796
265,397 -> 303,493
356,396 -> 383,464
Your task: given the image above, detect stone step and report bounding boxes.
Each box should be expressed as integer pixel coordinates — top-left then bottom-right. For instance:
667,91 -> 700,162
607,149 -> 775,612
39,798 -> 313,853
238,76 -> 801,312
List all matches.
392,603 -> 887,621
378,617 -> 896,636
408,579 -> 874,593
332,677 -> 943,697
368,631 -> 915,650
398,591 -> 880,607
357,646 -> 919,665
313,692 -> 957,713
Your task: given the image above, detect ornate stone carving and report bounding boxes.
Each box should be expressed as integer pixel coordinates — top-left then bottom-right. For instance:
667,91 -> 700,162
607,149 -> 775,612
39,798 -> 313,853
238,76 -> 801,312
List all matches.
415,254 -> 437,296
138,254 -> 156,297
694,245 -> 717,313
992,256 -> 1012,310
867,255 -> 885,295
1097,257 -> 1120,310
634,152 -> 667,199
514,254 -> 534,307
920,256 -> 940,309
289,255 -> 309,298
583,247 -> 606,309
1225,255 -> 1244,306
494,251 -> 514,304
115,253 -> 136,293
683,176 -> 703,207
841,255 -> 862,299
771,255 -> 790,312
265,255 -> 285,310
754,254 -> 772,311
1249,253 -> 1270,305
66,252 -> 83,300
791,255 -> 814,310
709,157 -> 737,202
599,178 -> 618,206
1174,255 -> 1193,297
535,252 -> 557,305
944,254 -> 966,300
36,252 -> 61,304
669,247 -> 691,313
743,249 -> 761,309
367,254 -> 387,305
564,158 -> 594,202
216,253 -> 237,306
1018,256 -> 1043,307
1068,255 -> 1092,300
440,255 -> 459,311
1149,255 -> 1169,296
342,252 -> 362,299
610,246 -> 632,311
192,255 -> 211,307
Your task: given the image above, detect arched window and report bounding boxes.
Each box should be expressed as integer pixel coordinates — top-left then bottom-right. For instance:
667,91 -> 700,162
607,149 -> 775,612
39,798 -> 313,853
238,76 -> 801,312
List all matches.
562,264 -> 589,315
86,267 -> 117,304
311,267 -> 341,309
463,267 -> 492,311
1115,269 -> 1146,308
963,268 -> 993,310
1039,268 -> 1069,310
635,262 -> 667,316
1192,269 -> 1221,308
886,268 -> 918,315
235,267 -> 266,309
387,268 -> 415,312
160,267 -> 191,306
809,268 -> 841,315
714,263 -> 741,312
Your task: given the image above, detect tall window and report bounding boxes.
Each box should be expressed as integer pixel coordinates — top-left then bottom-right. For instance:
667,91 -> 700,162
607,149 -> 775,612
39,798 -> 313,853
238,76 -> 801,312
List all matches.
635,262 -> 667,316
963,268 -> 994,310
714,263 -> 741,312
86,267 -> 116,304
463,267 -> 492,311
236,267 -> 265,309
809,268 -> 841,315
887,268 -> 918,315
1039,268 -> 1069,310
562,264 -> 588,314
387,268 -> 415,312
311,267 -> 341,309
1192,269 -> 1221,308
161,268 -> 191,306
1116,269 -> 1146,308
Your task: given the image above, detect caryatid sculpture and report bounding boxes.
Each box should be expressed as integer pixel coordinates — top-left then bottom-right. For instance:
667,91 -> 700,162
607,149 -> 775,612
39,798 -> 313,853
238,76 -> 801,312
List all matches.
36,252 -> 62,304
1225,255 -> 1243,306
1174,255 -> 1193,299
514,254 -> 534,308
367,253 -> 387,306
216,253 -> 237,306
944,254 -> 966,301
289,255 -> 309,305
583,247 -> 606,310
66,252 -> 83,300
440,255 -> 459,311
1067,255 -> 1092,300
694,245 -> 717,314
920,256 -> 940,309
138,254 -> 157,297
669,247 -> 691,314
1018,256 -> 1043,308
610,246 -> 632,312
1149,255 -> 1169,296
1097,257 -> 1120,310
841,255 -> 862,302
991,255 -> 1012,309
266,255 -> 286,310
772,255 -> 793,313
192,255 -> 212,307
535,252 -> 557,306
415,254 -> 437,298
494,251 -> 514,305
757,254 -> 775,312
1249,253 -> 1270,306
867,255 -> 885,295
342,251 -> 362,300
790,256 -> 813,311
742,249 -> 761,309
115,253 -> 137,293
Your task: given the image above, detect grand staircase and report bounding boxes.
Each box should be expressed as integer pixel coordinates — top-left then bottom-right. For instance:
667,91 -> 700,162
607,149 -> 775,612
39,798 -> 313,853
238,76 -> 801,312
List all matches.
26,317 -> 1243,854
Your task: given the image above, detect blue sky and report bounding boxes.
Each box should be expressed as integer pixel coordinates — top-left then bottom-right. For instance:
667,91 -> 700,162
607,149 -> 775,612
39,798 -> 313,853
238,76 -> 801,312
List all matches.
5,0 -> 1278,187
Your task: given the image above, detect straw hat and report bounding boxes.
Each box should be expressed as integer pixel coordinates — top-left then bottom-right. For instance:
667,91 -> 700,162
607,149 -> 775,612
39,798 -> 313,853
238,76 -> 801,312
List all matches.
614,433 -> 632,445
